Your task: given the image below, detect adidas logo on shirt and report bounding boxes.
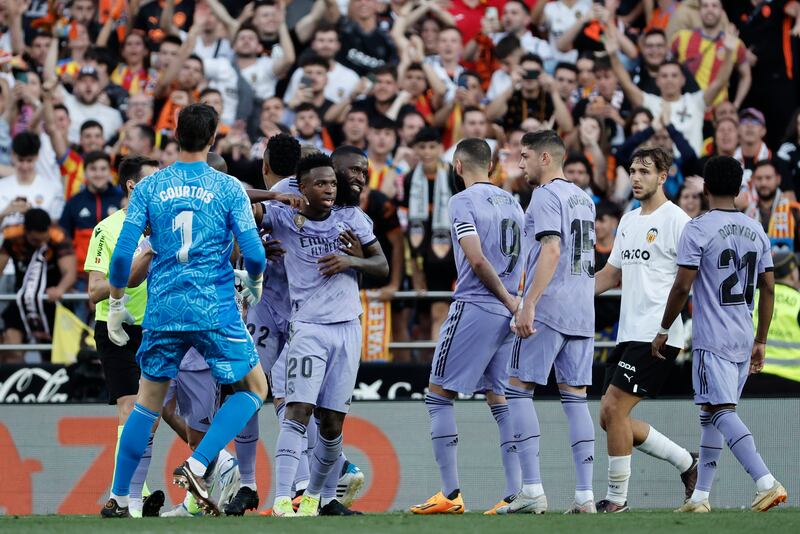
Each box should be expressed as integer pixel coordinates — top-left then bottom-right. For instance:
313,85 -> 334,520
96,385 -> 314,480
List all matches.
79,207 -> 91,218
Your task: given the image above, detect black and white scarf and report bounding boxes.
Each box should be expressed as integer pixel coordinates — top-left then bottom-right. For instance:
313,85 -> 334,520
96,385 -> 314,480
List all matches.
408,163 -> 452,258
15,246 -> 50,341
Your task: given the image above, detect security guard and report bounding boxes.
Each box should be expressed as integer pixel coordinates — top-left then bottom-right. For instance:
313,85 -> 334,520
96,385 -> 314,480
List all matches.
754,252 -> 800,384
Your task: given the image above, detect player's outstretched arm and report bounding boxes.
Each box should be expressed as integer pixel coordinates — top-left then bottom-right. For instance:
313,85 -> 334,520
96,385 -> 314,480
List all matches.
460,234 -> 518,313
595,263 -> 622,295
751,271 -> 775,374
652,266 -> 697,359
246,189 -> 308,209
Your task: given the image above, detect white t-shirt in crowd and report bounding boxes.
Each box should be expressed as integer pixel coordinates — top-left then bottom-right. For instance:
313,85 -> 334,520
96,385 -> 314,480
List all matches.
607,201 -> 690,348
239,49 -> 284,101
62,91 -> 123,145
492,31 -> 554,64
642,91 -> 706,156
194,38 -> 235,62
284,61 -> 359,104
486,69 -> 512,102
0,174 -> 64,224
203,58 -> 240,125
543,0 -> 592,64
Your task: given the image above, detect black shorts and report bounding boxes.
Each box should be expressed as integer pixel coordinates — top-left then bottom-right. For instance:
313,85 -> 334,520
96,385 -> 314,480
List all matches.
95,321 -> 144,405
602,341 -> 680,398
1,301 -> 55,334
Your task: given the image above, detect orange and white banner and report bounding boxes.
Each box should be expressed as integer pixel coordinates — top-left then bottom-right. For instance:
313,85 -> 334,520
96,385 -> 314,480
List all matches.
360,291 -> 392,362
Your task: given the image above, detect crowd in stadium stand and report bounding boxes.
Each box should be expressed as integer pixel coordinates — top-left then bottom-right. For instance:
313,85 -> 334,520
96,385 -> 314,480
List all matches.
0,0 -> 798,366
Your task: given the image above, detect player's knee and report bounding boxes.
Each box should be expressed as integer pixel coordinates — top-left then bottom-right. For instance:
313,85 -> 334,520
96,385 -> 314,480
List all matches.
484,391 -> 506,405
316,408 -> 346,440
428,383 -> 457,400
117,395 -> 137,423
285,402 -> 313,426
702,403 -> 736,414
599,395 -> 621,430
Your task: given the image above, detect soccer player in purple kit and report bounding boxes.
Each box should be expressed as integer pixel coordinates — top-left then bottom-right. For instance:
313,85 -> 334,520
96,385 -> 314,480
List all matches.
409,138 -> 524,516
653,155 -> 788,513
225,133 -> 302,516
594,147 -> 698,513
501,130 -> 598,515
260,153 -> 389,517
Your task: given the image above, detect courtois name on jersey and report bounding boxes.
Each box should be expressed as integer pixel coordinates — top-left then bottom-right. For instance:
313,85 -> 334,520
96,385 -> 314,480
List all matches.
449,183 -> 525,316
262,203 -> 377,324
677,209 -> 773,362
123,161 -> 260,331
523,179 -> 596,337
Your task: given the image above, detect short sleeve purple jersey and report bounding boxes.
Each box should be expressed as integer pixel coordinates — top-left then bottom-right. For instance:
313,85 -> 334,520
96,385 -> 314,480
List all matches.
262,203 -> 377,324
523,179 -> 596,337
677,209 -> 773,362
258,177 -> 298,325
449,183 -> 525,316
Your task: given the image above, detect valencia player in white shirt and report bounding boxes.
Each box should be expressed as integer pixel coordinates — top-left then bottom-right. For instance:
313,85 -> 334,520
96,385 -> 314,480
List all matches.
594,147 -> 697,512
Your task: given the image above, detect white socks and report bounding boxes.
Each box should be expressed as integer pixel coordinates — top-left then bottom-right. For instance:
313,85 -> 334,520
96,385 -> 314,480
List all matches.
110,492 -> 129,508
521,483 -> 545,497
187,457 -> 206,477
636,426 -> 693,473
756,474 -> 777,492
690,489 -> 710,503
606,455 -> 631,505
575,490 -> 594,504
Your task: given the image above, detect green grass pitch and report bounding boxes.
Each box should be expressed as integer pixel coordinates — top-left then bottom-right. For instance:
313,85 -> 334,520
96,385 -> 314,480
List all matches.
1,510 -> 797,533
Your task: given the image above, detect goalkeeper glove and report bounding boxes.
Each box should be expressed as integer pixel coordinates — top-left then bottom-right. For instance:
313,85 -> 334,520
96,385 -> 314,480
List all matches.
108,295 -> 135,346
233,269 -> 264,305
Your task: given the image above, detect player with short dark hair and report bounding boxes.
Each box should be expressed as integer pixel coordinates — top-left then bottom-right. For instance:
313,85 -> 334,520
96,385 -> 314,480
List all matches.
410,138 -> 525,516
224,133 -> 303,516
101,104 -> 269,518
654,155 -> 787,513
86,154 -> 162,517
594,147 -> 697,513
501,130 -> 597,514
262,153 -> 388,517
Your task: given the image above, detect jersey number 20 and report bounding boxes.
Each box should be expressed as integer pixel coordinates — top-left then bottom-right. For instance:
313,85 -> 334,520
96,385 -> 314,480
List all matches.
172,211 -> 194,263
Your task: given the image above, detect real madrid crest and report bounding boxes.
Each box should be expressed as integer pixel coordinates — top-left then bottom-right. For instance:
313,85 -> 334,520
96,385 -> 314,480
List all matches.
294,213 -> 306,230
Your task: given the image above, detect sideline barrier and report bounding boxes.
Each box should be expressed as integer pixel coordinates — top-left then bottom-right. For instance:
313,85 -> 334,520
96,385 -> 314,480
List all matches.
0,399 -> 797,514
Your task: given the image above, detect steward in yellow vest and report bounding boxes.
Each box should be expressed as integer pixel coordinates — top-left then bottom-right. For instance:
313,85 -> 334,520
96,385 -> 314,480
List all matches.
754,252 -> 800,382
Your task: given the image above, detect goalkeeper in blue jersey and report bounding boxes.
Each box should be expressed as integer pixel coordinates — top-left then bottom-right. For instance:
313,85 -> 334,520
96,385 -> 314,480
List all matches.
100,104 -> 296,518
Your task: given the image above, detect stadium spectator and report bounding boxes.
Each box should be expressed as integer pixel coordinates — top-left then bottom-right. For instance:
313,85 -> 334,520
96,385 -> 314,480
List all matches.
777,108 -> 800,201
0,208 -> 76,362
0,133 -> 64,229
58,151 -> 122,322
632,28 -> 700,96
330,0 -> 398,75
61,66 -> 123,145
745,160 -> 800,252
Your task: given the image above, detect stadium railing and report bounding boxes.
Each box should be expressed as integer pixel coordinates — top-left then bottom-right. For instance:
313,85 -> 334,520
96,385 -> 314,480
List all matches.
0,290 -> 622,351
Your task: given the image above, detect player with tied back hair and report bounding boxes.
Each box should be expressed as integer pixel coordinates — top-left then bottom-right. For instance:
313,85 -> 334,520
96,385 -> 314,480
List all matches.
261,152 -> 388,517
594,147 -> 697,513
410,138 -> 525,516
101,104 -> 271,518
502,130 -> 597,515
654,155 -> 787,513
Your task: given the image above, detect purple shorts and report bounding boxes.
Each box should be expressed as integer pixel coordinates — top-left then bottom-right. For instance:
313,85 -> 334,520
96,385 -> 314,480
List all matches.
284,320 -> 361,413
269,343 -> 289,400
509,320 -> 593,387
429,301 -> 514,395
164,367 -> 220,433
692,349 -> 748,406
246,303 -> 288,373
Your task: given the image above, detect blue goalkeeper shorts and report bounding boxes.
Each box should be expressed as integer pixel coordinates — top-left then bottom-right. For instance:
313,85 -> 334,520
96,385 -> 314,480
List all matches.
137,320 -> 259,385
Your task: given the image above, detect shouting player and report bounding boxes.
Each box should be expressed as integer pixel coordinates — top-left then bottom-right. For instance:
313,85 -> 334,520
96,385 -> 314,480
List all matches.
409,138 -> 524,516
262,153 -> 389,517
87,155 -> 163,518
101,104 -> 268,518
653,155 -> 787,513
594,147 -> 697,512
502,130 -> 597,514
